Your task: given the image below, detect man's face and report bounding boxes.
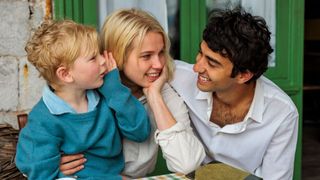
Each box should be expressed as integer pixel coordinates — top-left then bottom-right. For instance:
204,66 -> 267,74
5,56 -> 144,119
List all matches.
193,41 -> 237,93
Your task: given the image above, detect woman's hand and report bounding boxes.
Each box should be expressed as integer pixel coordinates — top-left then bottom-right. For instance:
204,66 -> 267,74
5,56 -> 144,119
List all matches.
60,154 -> 86,175
103,50 -> 117,74
142,65 -> 176,130
143,65 -> 168,98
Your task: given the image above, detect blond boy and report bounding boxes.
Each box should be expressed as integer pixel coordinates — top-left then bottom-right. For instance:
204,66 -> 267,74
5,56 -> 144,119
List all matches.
15,19 -> 150,180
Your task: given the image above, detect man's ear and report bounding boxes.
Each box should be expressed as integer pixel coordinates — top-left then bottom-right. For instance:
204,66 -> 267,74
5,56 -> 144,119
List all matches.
56,66 -> 73,83
237,70 -> 254,84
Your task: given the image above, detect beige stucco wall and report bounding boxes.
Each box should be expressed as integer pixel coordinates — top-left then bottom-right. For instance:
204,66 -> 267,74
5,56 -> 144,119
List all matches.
0,0 -> 49,129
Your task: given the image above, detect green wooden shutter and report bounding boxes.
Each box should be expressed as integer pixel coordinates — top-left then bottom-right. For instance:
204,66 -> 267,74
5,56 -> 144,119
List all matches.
180,0 -> 206,63
54,0 -> 97,28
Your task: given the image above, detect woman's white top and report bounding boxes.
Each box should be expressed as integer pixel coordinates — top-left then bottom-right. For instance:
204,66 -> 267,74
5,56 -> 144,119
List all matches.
122,83 -> 205,178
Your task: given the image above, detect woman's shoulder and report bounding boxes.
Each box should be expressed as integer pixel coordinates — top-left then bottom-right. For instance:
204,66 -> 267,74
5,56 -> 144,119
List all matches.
160,83 -> 188,114
160,83 -> 179,99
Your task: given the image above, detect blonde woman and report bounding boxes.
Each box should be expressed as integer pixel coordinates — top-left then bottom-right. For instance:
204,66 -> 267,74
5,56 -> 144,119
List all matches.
59,8 -> 205,178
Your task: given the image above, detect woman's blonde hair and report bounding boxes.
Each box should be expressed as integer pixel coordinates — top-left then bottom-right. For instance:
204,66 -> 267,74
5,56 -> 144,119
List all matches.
25,19 -> 99,89
100,8 -> 174,80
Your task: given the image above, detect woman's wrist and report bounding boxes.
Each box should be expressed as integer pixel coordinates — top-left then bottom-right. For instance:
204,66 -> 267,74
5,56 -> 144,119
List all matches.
146,90 -> 163,105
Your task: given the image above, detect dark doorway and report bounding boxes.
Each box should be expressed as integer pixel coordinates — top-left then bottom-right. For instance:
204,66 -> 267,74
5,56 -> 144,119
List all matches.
303,0 -> 320,179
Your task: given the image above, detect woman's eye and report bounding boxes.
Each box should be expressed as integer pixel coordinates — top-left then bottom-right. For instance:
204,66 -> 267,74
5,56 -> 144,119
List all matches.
141,54 -> 151,59
159,50 -> 165,56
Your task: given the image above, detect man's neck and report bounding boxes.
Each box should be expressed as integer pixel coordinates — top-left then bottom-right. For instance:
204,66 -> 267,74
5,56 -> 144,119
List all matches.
210,82 -> 256,127
215,81 -> 255,106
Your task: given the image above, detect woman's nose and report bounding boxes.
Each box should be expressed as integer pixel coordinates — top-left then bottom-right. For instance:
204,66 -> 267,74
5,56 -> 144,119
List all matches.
152,56 -> 163,69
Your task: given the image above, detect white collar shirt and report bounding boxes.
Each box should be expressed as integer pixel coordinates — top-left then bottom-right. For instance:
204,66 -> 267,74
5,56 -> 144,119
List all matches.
170,60 -> 299,180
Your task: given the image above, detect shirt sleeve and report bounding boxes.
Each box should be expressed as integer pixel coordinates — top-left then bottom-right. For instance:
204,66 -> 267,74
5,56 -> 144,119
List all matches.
258,109 -> 299,180
154,84 -> 206,174
99,69 -> 150,142
15,118 -> 62,180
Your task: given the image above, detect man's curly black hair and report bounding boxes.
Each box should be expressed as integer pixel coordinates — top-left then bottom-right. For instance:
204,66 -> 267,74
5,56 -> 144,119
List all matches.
203,7 -> 273,83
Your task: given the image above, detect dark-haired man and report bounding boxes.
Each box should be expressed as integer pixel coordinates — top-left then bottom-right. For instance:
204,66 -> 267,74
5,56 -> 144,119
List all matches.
171,8 -> 298,180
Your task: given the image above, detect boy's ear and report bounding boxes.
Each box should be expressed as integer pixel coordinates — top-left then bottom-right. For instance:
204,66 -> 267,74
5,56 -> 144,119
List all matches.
237,70 -> 254,84
56,66 -> 73,83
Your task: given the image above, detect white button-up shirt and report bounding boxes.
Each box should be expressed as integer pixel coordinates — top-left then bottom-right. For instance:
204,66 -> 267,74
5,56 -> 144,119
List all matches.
170,60 -> 299,180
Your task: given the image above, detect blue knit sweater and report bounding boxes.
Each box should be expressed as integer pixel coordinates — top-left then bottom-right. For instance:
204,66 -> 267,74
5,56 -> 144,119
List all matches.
15,69 -> 150,180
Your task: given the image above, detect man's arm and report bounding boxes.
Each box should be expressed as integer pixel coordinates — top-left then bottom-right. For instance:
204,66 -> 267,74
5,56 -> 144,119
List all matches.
259,111 -> 299,179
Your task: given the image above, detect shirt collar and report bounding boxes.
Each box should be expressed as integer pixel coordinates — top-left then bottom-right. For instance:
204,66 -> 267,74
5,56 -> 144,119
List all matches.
194,78 -> 264,133
195,90 -> 213,123
195,90 -> 213,106
42,84 -> 100,115
222,78 -> 264,133
245,78 -> 264,123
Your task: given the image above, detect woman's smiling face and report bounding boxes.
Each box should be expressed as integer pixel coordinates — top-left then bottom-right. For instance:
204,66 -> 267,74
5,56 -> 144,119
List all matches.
122,31 -> 166,88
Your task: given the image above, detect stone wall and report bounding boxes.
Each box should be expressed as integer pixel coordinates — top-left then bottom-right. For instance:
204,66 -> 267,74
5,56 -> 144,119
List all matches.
0,0 -> 48,129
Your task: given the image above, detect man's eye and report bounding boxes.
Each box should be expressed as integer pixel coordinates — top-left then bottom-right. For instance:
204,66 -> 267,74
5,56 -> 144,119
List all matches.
207,60 -> 217,67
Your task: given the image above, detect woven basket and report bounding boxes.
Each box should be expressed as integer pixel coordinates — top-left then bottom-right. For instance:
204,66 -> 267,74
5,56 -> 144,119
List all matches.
0,124 -> 26,180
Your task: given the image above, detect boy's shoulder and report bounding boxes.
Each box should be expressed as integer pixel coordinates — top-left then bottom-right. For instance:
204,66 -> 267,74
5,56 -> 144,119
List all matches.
30,98 -> 47,113
28,98 -> 52,122
20,99 -> 54,135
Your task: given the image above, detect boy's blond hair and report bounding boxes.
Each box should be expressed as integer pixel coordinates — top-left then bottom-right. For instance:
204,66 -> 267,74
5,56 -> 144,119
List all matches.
25,19 -> 99,89
100,8 -> 174,80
